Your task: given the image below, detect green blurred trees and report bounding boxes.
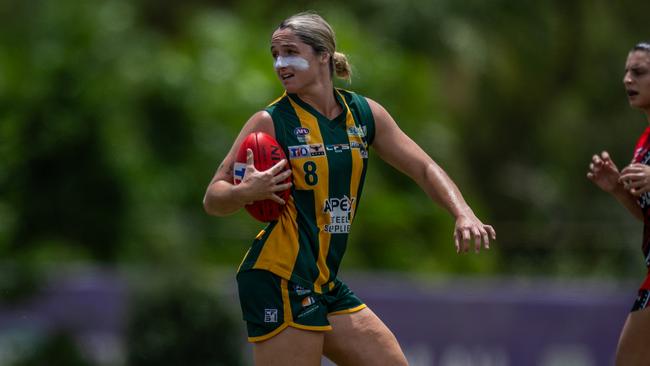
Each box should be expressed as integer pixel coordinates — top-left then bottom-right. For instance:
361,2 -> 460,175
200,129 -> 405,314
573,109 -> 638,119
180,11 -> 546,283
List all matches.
2,0 -> 650,279
10,331 -> 91,366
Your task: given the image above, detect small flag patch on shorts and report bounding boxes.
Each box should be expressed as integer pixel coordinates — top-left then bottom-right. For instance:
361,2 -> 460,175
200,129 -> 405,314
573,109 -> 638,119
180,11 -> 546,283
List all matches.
302,296 -> 315,307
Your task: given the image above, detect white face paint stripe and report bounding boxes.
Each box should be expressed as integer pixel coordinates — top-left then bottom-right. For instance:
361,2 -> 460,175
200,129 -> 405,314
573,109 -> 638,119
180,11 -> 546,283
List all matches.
274,56 -> 309,70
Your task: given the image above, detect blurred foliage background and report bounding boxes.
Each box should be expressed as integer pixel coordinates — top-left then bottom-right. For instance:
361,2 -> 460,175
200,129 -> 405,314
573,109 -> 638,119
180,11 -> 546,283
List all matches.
1,0 -> 650,364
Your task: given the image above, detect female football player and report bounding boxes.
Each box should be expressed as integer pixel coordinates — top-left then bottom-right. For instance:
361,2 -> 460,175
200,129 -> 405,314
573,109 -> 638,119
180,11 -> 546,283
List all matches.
204,11 -> 495,365
588,42 -> 650,366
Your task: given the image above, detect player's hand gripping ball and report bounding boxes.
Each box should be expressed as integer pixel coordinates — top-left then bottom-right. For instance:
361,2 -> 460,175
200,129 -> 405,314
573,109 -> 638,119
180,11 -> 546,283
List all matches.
233,132 -> 292,222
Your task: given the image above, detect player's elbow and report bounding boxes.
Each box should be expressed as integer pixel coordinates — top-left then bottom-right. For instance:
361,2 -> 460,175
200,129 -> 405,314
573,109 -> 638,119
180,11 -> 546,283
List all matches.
203,196 -> 216,216
203,193 -> 229,217
414,161 -> 439,186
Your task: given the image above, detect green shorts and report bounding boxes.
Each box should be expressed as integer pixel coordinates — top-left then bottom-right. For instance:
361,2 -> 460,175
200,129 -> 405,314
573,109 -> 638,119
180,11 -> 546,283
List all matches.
236,269 -> 366,342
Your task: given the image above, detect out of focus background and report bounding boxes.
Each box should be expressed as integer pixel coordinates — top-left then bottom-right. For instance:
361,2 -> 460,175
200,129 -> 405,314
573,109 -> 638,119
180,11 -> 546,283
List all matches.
2,0 -> 650,365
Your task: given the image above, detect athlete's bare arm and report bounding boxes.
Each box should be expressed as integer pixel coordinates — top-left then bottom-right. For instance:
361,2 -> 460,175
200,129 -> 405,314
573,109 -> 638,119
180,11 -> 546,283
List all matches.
367,97 -> 495,253
587,151 -> 643,221
203,111 -> 292,216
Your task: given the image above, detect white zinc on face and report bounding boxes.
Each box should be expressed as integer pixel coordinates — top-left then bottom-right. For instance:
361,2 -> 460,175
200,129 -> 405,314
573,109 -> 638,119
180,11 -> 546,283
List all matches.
274,56 -> 309,70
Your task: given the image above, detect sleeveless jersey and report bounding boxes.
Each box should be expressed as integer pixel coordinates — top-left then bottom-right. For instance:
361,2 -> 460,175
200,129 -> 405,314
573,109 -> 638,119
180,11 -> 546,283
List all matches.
237,89 -> 375,293
632,126 -> 650,272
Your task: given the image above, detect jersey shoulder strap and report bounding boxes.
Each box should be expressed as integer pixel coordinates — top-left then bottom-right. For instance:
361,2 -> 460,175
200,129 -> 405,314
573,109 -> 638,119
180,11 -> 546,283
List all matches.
264,93 -> 298,148
336,88 -> 376,145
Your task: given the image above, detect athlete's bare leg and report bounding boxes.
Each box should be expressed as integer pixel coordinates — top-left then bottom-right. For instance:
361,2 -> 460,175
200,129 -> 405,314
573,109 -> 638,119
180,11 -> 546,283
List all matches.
254,326 -> 324,366
615,306 -> 650,366
323,307 -> 408,366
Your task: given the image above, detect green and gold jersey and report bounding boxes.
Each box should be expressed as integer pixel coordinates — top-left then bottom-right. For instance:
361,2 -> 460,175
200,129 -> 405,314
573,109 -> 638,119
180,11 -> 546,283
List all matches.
238,88 -> 375,294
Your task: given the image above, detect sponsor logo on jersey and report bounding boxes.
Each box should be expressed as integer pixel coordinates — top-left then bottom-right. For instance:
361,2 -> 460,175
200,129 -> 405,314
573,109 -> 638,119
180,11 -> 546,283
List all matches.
347,125 -> 365,138
636,149 -> 646,162
326,144 -> 350,153
639,149 -> 650,164
358,148 -> 368,159
288,144 -> 325,159
323,195 -> 355,233
294,284 -> 311,296
324,196 -> 355,213
288,145 -> 309,159
233,162 -> 246,183
264,308 -> 278,323
350,141 -> 369,159
294,127 -> 310,143
637,151 -> 650,210
637,192 -> 650,210
639,192 -> 650,210
309,144 -> 325,156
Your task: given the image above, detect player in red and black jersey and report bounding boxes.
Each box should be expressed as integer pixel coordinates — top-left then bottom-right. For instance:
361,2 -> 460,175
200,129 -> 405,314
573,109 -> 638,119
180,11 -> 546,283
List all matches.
588,42 -> 650,366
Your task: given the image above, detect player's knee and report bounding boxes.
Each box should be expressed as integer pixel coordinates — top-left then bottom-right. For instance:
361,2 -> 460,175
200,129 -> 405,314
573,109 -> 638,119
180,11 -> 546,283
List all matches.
364,328 -> 407,365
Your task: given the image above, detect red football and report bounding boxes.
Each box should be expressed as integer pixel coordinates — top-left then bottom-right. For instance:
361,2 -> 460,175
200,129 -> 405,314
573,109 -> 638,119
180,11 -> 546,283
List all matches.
233,132 -> 292,222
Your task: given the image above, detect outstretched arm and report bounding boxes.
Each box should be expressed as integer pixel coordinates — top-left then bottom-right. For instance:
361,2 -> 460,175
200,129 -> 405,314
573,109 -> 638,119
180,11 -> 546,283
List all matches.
367,98 -> 495,253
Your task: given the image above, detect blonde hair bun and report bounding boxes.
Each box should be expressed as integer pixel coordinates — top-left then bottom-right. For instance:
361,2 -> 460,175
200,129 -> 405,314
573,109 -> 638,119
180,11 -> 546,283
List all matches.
333,52 -> 351,81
